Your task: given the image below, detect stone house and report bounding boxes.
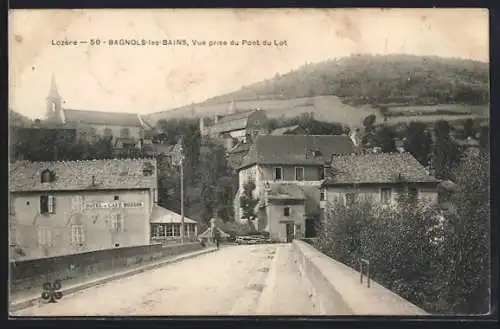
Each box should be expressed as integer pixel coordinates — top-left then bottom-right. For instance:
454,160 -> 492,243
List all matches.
321,152 -> 440,215
234,134 -> 355,242
200,106 -> 268,150
9,159 -> 158,260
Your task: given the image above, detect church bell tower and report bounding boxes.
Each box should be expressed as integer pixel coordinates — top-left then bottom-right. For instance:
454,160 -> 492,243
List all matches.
45,74 -> 65,124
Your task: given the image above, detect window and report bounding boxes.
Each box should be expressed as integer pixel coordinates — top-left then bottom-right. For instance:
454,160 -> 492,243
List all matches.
273,167 -> 283,181
319,167 -> 325,180
166,225 -> 173,237
103,128 -> 113,137
345,193 -> 356,207
71,225 -> 85,244
120,127 -> 130,138
71,196 -> 83,213
173,224 -> 180,237
41,169 -> 54,183
37,227 -> 52,246
111,214 -> 123,233
408,187 -> 419,200
40,195 -> 55,214
320,190 -> 326,201
284,206 -> 291,217
295,167 -> 304,181
114,195 -> 120,201
312,150 -> 322,157
380,188 -> 392,204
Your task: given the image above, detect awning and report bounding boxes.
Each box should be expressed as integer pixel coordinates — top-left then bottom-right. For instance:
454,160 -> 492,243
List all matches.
150,206 -> 197,224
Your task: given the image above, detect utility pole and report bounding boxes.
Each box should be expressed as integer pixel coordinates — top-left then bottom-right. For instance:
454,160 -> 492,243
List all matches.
180,151 -> 185,244
174,137 -> 185,244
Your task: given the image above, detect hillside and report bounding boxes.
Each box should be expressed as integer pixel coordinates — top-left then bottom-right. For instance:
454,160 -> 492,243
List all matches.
145,54 -> 489,126
205,54 -> 489,106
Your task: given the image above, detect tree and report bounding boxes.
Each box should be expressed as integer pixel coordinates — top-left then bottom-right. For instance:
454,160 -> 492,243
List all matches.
463,118 -> 475,139
375,125 -> 398,153
432,120 -> 461,180
404,122 -> 432,166
239,181 -> 259,230
363,114 -> 377,133
437,152 -> 490,314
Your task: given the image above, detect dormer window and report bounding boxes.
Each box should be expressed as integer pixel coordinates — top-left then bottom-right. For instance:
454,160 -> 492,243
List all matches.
41,169 -> 55,183
143,162 -> 154,176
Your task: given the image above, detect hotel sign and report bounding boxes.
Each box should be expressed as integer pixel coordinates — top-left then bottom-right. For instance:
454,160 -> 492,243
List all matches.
85,201 -> 144,209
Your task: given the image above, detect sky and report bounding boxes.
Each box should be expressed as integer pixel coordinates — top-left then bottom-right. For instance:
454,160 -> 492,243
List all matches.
9,8 -> 489,119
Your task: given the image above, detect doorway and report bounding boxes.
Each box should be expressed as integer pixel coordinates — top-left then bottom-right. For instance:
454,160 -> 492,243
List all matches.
285,223 -> 294,243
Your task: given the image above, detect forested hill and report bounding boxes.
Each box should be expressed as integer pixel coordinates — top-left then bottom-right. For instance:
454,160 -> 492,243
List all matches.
204,54 -> 489,107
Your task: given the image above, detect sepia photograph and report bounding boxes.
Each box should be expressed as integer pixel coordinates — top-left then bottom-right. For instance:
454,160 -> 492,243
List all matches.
8,8 -> 490,317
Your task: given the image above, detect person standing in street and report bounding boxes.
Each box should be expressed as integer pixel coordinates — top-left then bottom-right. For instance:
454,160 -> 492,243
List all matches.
213,226 -> 221,249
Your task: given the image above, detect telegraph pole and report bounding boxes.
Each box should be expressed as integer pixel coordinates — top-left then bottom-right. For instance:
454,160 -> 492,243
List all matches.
175,137 -> 185,244
180,152 -> 185,244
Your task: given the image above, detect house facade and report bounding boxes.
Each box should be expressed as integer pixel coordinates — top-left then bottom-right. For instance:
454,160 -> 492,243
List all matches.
9,159 -> 158,260
235,134 -> 355,242
321,152 -> 440,213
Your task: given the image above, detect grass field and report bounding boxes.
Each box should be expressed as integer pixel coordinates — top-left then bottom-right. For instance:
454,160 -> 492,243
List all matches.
145,96 -> 489,128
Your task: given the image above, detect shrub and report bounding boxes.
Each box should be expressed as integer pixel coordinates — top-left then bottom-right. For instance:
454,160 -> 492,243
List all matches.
315,165 -> 490,315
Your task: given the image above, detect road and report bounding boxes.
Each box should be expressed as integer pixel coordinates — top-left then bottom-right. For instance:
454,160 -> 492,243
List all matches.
12,244 -> 320,316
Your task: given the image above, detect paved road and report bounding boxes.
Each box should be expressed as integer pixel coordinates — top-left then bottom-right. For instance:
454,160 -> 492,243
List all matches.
12,244 -> 319,316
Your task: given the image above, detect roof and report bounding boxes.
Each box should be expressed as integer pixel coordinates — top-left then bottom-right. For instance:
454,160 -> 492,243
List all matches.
266,183 -> 307,200
9,110 -> 33,127
270,125 -> 302,135
63,109 -> 144,127
208,109 -> 260,135
239,135 -> 355,169
324,152 -> 439,186
218,109 -> 256,124
228,142 -> 251,154
9,159 -> 157,192
150,206 -> 197,224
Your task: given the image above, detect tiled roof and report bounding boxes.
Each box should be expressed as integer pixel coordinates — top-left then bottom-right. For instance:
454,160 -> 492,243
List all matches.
208,109 -> 259,135
239,135 -> 355,169
324,152 -> 439,186
9,159 -> 157,192
266,183 -> 306,201
218,109 -> 255,124
63,109 -> 144,127
209,118 -> 249,135
150,206 -> 197,224
270,125 -> 302,135
228,142 -> 251,154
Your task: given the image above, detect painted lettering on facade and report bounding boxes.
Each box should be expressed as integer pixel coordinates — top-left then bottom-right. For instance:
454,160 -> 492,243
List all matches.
85,201 -> 144,209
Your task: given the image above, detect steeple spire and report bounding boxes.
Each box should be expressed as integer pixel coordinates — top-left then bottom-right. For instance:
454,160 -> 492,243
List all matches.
45,73 -> 64,123
47,73 -> 61,100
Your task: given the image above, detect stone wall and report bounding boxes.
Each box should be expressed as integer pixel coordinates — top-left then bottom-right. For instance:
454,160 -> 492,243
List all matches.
10,242 -> 203,296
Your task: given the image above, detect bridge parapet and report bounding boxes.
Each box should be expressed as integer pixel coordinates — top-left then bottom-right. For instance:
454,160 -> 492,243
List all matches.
292,240 -> 429,315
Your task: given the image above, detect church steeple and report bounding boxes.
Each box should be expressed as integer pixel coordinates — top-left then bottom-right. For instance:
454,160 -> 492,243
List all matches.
45,73 -> 64,124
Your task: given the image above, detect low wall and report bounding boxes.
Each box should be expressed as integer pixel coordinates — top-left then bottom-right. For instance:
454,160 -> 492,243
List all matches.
10,242 -> 203,296
292,240 -> 429,315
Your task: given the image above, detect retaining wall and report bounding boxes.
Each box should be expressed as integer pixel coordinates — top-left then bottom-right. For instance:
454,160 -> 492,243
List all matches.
10,242 -> 203,296
292,240 -> 429,315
